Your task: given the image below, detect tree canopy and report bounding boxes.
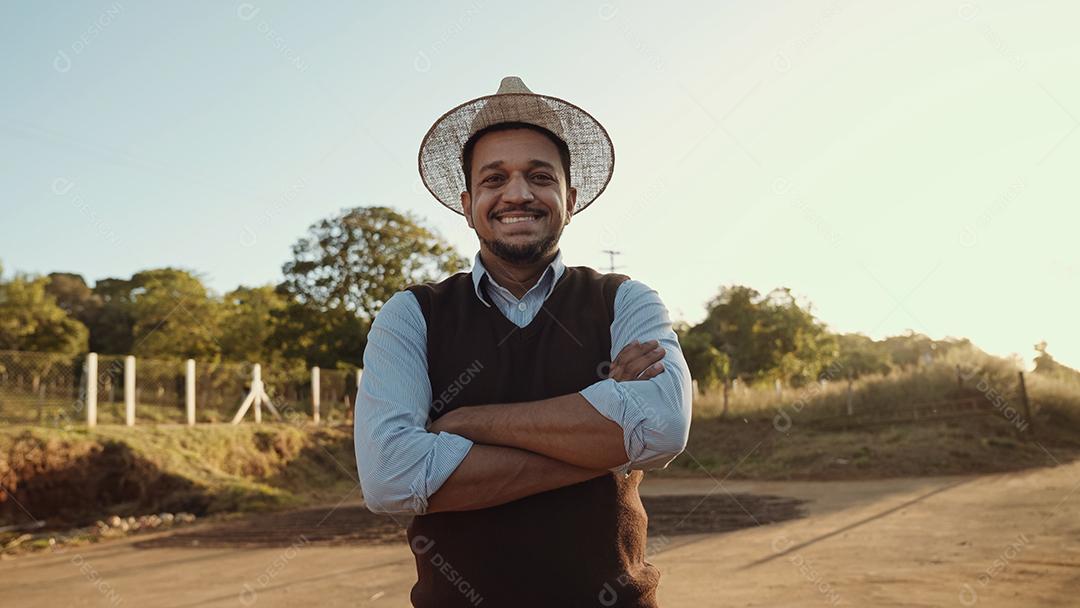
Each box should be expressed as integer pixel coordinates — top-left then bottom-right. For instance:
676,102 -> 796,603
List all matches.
3,206 -> 468,370
281,206 -> 467,321
0,273 -> 89,354
687,285 -> 837,386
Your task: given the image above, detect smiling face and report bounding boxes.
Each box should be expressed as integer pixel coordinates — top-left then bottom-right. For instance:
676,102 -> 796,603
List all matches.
461,127 -> 577,265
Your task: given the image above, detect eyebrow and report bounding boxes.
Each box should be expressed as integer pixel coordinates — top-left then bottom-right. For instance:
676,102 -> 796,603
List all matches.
478,159 -> 558,173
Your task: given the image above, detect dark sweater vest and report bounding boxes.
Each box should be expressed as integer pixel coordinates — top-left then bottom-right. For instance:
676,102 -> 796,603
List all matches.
404,266 -> 660,608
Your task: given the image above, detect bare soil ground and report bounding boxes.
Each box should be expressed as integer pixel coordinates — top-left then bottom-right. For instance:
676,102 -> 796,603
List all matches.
3,459 -> 1078,607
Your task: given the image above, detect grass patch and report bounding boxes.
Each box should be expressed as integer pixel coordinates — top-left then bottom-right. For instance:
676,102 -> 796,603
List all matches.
0,423 -> 356,528
663,343 -> 1080,480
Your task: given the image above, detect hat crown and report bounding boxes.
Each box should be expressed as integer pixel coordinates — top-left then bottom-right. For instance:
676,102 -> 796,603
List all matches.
496,76 -> 532,95
418,75 -> 615,216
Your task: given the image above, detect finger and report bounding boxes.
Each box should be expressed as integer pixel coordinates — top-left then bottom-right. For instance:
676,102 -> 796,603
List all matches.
613,339 -> 658,367
612,341 -> 662,380
622,346 -> 666,379
612,339 -> 645,365
633,362 -> 667,381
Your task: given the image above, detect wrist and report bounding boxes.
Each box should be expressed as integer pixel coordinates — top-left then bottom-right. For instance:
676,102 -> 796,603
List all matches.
432,405 -> 481,438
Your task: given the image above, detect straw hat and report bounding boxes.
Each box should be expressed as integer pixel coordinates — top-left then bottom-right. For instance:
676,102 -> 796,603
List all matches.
418,76 -> 614,216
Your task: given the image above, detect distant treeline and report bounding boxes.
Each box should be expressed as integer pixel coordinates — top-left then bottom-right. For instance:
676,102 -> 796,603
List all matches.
2,206 -> 1074,386
0,206 -> 464,370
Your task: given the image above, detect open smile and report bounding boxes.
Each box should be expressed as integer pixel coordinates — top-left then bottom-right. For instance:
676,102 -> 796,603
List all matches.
493,212 -> 545,225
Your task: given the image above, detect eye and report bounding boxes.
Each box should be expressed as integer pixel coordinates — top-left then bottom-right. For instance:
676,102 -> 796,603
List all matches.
531,173 -> 555,183
482,174 -> 505,185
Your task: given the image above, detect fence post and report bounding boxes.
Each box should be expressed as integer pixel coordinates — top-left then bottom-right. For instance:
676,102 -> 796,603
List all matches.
185,359 -> 196,426
86,353 -> 98,427
311,366 -> 321,424
1018,371 -> 1035,437
124,355 -> 136,426
253,364 -> 262,424
774,379 -> 782,396
846,378 -> 854,416
722,379 -> 730,418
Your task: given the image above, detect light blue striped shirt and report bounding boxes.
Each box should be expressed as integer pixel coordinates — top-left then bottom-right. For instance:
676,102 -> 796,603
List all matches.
354,250 -> 692,515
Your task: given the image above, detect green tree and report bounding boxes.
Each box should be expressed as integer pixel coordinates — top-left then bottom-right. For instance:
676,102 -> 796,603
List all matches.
219,285 -> 287,362
834,333 -> 893,379
269,297 -> 369,369
876,332 -> 969,369
86,277 -> 137,354
0,273 -> 89,354
45,272 -> 101,321
679,329 -> 729,393
282,206 -> 467,321
691,285 -> 836,386
127,268 -> 223,360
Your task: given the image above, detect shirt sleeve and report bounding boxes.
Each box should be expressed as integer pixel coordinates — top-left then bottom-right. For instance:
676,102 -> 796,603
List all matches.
579,279 -> 693,473
354,290 -> 474,515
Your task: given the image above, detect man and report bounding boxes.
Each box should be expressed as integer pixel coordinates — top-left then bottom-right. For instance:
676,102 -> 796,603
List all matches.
355,76 -> 692,607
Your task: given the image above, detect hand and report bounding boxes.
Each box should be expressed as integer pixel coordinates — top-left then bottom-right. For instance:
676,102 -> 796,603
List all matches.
608,339 -> 667,382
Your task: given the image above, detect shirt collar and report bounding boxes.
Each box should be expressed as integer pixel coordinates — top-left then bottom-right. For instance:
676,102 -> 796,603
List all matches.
470,250 -> 566,308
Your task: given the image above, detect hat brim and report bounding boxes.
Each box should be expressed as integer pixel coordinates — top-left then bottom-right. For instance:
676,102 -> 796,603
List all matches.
418,92 -> 614,216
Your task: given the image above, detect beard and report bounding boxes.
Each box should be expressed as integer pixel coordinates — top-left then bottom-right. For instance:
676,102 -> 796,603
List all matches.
480,222 -> 564,265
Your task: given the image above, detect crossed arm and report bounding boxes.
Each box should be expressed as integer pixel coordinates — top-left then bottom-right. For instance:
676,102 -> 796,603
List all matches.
425,340 -> 670,513
354,281 -> 693,516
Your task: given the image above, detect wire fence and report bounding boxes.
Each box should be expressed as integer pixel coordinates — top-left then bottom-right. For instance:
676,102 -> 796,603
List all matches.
0,350 -> 359,427
0,350 -> 83,426
318,369 -> 354,425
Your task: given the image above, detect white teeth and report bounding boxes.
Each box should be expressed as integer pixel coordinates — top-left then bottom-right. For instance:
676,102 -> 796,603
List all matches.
498,215 -> 539,224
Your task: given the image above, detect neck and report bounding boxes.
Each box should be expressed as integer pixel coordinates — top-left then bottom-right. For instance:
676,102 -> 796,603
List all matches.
479,247 -> 557,299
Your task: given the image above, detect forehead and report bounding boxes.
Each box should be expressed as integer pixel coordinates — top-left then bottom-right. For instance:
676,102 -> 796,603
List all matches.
471,128 -> 561,167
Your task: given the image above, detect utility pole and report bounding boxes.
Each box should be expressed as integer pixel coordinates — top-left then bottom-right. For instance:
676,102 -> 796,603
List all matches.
602,249 -> 623,273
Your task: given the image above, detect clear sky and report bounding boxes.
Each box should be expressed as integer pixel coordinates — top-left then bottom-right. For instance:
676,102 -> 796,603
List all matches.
2,1 -> 1078,369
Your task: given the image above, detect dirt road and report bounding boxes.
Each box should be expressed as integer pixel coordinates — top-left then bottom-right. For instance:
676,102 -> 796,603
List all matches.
2,459 -> 1078,607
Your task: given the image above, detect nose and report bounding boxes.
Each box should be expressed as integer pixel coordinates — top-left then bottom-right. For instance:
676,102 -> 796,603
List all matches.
500,172 -> 535,205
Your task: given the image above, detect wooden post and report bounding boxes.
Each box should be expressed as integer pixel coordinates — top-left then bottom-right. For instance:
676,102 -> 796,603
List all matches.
185,359 -> 196,425
774,379 -> 782,396
86,353 -> 98,427
691,379 -> 699,395
311,366 -> 321,424
846,378 -> 854,416
1018,371 -> 1034,437
124,355 -> 136,426
722,379 -> 730,418
253,364 -> 262,424
231,363 -> 281,424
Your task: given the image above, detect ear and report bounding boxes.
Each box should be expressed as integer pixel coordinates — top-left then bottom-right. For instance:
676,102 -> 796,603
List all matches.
563,186 -> 577,225
461,191 -> 475,228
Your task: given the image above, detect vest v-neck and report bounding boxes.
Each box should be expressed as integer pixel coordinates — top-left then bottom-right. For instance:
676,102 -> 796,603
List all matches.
481,269 -> 571,342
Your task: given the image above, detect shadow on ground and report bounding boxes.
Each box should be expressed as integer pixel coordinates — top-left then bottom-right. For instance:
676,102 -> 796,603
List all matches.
135,493 -> 806,549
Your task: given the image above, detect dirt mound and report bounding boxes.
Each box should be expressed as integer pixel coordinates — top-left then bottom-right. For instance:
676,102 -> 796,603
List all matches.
0,431 -> 205,527
0,425 -> 358,531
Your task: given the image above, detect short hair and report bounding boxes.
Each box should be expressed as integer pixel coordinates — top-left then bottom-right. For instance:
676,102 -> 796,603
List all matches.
461,122 -> 572,194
